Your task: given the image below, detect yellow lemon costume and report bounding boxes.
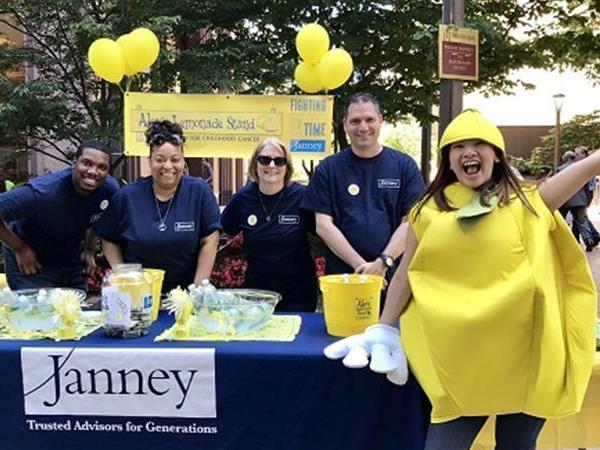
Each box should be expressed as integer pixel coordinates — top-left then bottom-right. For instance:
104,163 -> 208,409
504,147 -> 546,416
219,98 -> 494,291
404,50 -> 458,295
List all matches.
401,110 -> 597,423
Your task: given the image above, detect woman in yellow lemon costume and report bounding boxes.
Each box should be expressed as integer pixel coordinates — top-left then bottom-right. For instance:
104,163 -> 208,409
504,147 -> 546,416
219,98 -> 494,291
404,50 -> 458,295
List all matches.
324,109 -> 597,450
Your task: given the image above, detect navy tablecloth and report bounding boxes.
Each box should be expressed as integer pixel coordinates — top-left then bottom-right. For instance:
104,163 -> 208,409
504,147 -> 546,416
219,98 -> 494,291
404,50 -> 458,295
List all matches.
0,312 -> 430,450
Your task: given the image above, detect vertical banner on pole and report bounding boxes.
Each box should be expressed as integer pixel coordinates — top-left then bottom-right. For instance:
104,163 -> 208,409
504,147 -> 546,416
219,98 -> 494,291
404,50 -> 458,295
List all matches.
438,25 -> 479,81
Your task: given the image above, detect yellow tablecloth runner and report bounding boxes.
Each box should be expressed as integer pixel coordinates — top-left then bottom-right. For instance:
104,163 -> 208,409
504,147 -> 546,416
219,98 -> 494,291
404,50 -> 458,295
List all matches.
472,351 -> 600,449
155,314 -> 302,342
0,311 -> 103,341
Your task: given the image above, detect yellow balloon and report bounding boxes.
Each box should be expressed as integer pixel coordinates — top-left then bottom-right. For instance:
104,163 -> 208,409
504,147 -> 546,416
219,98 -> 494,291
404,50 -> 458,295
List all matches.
87,38 -> 125,84
120,27 -> 160,72
295,23 -> 330,64
294,62 -> 323,93
116,34 -> 139,76
317,48 -> 354,90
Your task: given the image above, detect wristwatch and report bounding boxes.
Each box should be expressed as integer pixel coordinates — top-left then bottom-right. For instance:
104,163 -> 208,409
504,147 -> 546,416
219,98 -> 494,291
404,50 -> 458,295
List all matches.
379,254 -> 394,269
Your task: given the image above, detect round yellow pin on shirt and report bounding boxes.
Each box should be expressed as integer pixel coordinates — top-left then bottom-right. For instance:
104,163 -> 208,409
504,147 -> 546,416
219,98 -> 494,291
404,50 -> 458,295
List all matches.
348,184 -> 360,196
247,214 -> 258,226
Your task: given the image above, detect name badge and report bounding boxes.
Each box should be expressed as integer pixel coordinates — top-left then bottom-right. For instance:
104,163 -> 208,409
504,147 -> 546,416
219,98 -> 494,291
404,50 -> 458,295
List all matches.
278,215 -> 300,225
174,222 -> 195,232
377,179 -> 401,189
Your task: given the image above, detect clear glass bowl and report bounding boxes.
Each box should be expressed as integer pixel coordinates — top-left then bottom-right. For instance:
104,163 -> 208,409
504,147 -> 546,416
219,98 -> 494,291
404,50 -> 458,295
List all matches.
192,289 -> 280,334
1,288 -> 86,332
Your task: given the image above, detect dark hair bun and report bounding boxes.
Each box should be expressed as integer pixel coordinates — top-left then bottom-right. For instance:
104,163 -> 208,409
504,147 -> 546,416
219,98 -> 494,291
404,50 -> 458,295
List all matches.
144,120 -> 185,144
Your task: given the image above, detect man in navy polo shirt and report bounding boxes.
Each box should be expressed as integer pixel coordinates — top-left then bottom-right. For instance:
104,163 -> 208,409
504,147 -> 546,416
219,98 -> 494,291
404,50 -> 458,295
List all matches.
302,92 -> 424,284
0,140 -> 119,290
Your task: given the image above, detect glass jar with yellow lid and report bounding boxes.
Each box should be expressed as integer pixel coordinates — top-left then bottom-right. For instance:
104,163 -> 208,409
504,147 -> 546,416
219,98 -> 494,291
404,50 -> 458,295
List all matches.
101,263 -> 152,338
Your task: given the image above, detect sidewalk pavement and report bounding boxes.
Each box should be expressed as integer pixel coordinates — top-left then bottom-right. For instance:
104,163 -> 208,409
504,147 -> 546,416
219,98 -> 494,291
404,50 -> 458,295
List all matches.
551,207 -> 599,450
585,205 -> 600,318
584,207 -> 600,450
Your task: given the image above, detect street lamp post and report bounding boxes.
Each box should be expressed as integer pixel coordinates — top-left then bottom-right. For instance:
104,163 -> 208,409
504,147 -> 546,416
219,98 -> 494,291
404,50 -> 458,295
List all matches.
553,93 -> 565,173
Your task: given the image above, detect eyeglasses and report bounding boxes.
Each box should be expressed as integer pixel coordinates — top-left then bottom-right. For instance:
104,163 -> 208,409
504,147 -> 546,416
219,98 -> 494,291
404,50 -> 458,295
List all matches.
257,155 -> 287,167
149,133 -> 185,146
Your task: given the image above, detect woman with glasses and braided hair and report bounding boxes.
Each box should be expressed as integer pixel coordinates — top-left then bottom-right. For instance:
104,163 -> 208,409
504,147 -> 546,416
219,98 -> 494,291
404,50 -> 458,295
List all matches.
220,137 -> 318,312
95,120 -> 221,293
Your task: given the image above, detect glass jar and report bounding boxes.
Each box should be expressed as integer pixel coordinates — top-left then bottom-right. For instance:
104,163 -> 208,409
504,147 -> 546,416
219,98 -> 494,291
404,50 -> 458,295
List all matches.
101,263 -> 152,338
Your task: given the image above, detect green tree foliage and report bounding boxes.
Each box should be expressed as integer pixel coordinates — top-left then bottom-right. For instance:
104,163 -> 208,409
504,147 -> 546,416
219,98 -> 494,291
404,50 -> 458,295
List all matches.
529,1 -> 600,81
520,111 -> 600,176
0,1 -> 133,163
382,122 -> 421,159
0,0 -> 574,167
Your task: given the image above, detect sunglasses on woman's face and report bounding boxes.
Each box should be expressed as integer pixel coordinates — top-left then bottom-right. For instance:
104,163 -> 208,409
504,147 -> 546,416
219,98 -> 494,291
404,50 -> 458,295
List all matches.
150,133 -> 185,146
257,155 -> 287,167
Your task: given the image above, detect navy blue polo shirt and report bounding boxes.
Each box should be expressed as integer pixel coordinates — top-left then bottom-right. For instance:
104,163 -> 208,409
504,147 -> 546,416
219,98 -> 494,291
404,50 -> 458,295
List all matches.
94,176 -> 221,292
301,147 -> 425,274
0,168 -> 119,267
221,182 -> 317,311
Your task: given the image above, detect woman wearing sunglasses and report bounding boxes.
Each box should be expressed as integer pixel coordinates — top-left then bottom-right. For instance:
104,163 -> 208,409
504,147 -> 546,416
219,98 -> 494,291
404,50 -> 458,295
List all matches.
95,120 -> 221,293
221,137 -> 318,312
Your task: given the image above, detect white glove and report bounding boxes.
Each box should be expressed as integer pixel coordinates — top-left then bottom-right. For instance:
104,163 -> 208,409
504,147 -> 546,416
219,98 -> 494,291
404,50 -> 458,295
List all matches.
323,324 -> 408,385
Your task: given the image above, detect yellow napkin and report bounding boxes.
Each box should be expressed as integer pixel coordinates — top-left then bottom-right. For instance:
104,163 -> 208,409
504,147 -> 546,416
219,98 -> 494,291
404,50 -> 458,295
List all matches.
155,315 -> 302,342
0,311 -> 103,341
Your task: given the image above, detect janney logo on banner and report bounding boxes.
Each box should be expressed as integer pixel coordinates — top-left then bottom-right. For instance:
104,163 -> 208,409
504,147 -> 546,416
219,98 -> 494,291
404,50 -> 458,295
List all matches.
21,347 -> 216,418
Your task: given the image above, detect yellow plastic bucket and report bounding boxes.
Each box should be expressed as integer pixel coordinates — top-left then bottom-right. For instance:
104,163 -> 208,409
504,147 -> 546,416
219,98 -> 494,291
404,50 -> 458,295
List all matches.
144,268 -> 165,321
319,274 -> 384,337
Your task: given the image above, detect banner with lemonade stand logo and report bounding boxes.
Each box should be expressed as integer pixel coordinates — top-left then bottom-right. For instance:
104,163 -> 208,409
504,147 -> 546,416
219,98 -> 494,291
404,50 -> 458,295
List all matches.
123,92 -> 334,158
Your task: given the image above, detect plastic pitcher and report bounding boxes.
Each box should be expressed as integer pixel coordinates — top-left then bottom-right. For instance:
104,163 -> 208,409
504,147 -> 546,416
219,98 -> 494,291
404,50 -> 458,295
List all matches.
144,268 -> 165,321
319,274 -> 384,337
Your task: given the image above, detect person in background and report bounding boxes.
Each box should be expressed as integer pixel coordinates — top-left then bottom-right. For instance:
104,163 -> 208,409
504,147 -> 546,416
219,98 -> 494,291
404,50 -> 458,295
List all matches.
575,147 -> 600,245
0,172 -> 14,269
198,157 -> 213,187
559,150 -> 575,171
301,92 -> 424,297
0,173 -> 15,193
221,137 -> 317,312
558,150 -> 576,221
575,147 -> 598,205
559,146 -> 599,250
507,155 -> 524,181
0,140 -> 118,290
325,109 -> 596,450
95,120 -> 221,293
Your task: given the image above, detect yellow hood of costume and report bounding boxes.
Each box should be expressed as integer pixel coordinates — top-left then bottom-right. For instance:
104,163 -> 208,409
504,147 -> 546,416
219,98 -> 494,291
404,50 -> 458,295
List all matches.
402,183 -> 596,423
438,109 -> 505,153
